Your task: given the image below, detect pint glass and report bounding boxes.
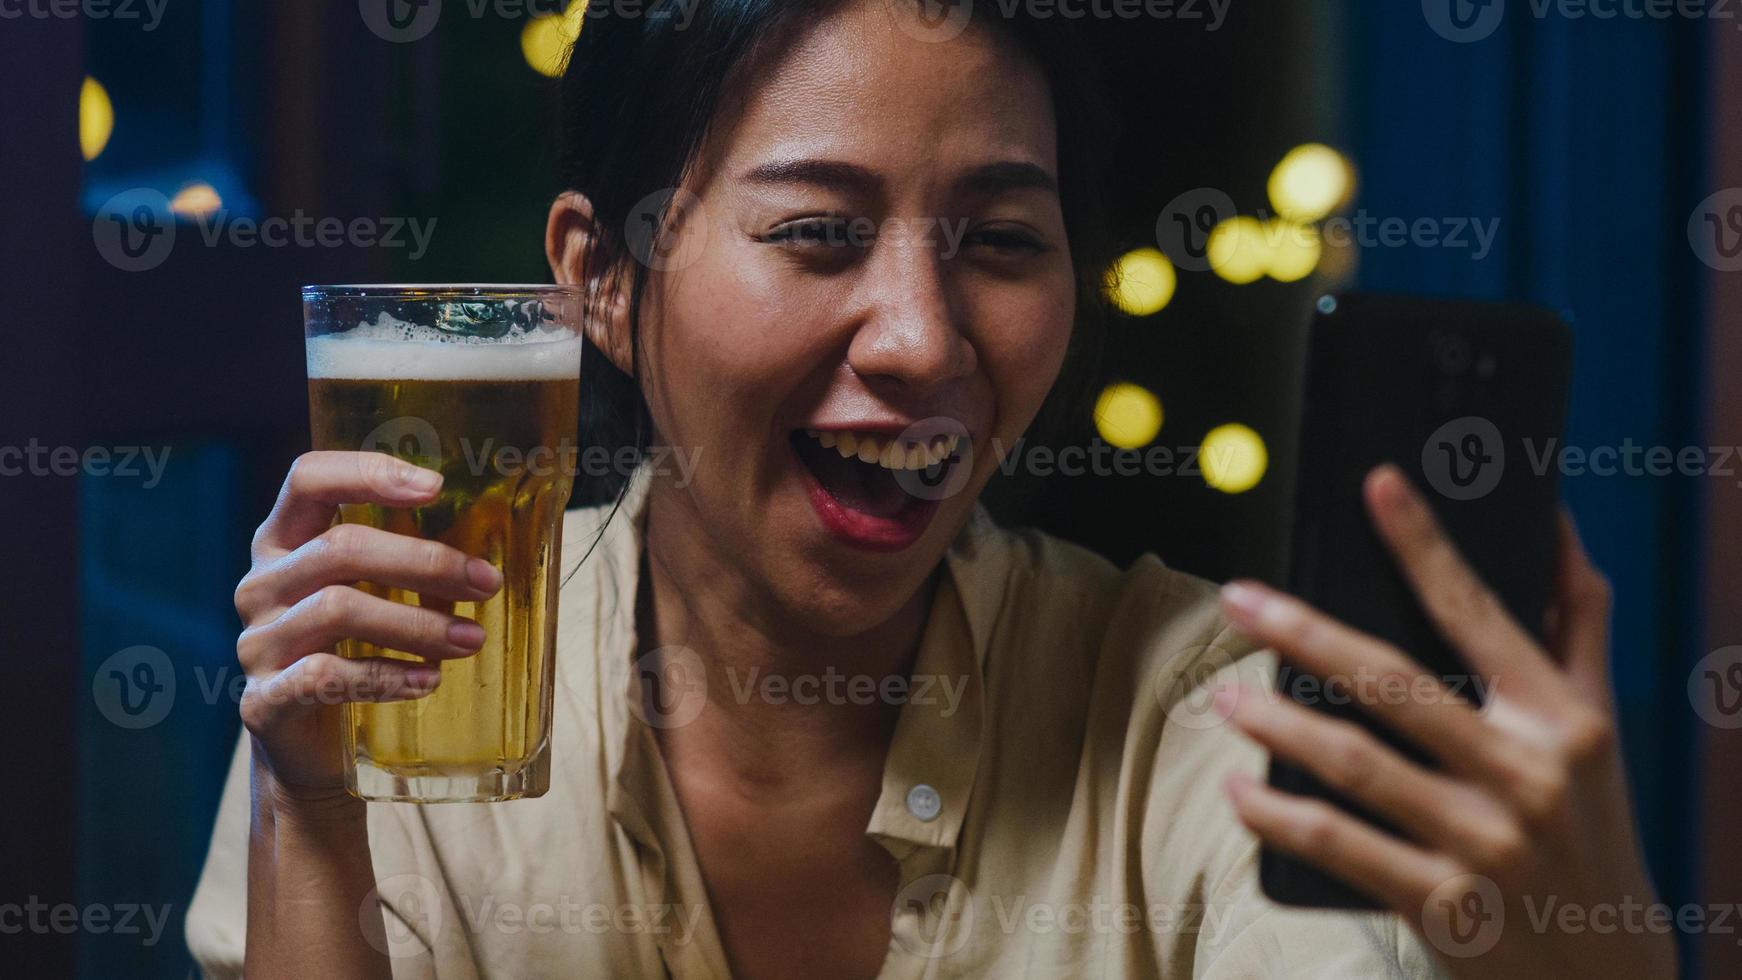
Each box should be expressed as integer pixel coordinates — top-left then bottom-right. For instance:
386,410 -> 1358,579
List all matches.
303,285 -> 583,802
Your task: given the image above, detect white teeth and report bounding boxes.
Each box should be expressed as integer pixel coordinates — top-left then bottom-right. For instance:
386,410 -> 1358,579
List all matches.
803,430 -> 965,472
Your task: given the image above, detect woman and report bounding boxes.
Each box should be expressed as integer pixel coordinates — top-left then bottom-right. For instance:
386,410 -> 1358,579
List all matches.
187,1 -> 1675,977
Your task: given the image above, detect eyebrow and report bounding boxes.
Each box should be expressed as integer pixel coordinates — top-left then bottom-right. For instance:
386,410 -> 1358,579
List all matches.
740,158 -> 1059,196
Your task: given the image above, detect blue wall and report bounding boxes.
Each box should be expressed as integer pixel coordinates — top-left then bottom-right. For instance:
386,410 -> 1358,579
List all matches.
1344,0 -> 1706,940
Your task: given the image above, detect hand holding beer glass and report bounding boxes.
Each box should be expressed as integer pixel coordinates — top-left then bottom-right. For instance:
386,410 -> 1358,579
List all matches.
237,285 -> 583,803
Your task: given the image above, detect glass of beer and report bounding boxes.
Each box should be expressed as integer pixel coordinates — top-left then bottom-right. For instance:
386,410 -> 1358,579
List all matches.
303,285 -> 583,803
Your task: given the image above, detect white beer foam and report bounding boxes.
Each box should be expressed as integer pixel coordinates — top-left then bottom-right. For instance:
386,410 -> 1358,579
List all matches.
307,314 -> 583,381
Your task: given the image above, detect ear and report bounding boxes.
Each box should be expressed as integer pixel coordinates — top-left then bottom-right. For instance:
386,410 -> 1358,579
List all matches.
546,191 -> 635,375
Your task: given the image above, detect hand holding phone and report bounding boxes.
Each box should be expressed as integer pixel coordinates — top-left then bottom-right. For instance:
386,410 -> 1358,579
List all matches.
1208,294 -> 1675,978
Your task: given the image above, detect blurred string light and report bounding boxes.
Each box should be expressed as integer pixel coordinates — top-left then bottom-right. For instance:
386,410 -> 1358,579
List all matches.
80,76 -> 113,162
170,182 -> 223,219
1206,216 -> 1268,285
1094,382 -> 1164,450
1200,423 -> 1267,494
1105,247 -> 1176,316
1263,219 -> 1321,283
522,2 -> 588,78
1267,143 -> 1353,223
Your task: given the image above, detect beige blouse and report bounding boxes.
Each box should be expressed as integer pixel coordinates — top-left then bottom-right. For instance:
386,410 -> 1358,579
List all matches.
186,474 -> 1443,978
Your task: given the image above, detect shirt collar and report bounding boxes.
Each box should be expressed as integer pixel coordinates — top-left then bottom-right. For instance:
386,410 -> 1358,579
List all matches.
575,474 -> 1008,858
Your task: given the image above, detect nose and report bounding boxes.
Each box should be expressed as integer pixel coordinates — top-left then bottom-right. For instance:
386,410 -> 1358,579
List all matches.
845,237 -> 977,396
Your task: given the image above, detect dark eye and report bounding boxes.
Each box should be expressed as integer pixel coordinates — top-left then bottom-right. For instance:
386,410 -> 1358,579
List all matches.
763,216 -> 862,249
964,225 -> 1047,255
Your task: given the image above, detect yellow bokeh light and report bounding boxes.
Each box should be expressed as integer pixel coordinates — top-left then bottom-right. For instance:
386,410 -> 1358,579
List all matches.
1200,423 -> 1267,494
1207,216 -> 1268,285
522,3 -> 587,78
1267,143 -> 1352,223
80,76 -> 113,162
1263,219 -> 1321,283
1094,382 -> 1164,450
169,182 -> 223,219
1105,248 -> 1176,316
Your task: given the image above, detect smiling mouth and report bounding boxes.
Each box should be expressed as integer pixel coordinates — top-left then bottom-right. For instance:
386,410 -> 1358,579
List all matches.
789,428 -> 964,549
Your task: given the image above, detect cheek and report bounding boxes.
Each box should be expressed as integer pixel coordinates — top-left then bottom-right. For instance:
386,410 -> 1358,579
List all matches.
975,277 -> 1077,435
638,249 -> 826,446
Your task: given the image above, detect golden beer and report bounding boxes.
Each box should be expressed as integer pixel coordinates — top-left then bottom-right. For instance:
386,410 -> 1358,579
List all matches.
304,287 -> 582,802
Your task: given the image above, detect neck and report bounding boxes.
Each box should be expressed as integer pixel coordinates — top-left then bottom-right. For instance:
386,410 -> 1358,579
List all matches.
637,480 -> 938,799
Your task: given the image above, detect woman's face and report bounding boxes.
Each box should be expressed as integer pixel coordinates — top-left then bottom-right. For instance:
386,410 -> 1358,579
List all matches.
630,1 -> 1075,633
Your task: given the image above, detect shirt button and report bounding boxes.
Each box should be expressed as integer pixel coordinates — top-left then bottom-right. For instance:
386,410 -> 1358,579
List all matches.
906,784 -> 941,822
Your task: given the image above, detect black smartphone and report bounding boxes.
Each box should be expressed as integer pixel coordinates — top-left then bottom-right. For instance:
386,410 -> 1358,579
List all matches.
1260,292 -> 1573,909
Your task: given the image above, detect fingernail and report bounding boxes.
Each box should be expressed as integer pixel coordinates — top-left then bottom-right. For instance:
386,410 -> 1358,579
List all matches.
1220,581 -> 1268,629
448,621 -> 486,649
405,665 -> 441,690
402,466 -> 442,494
467,558 -> 503,593
1369,464 -> 1415,510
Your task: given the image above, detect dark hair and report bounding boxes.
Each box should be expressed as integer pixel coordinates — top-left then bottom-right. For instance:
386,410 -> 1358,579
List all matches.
558,0 -> 1118,506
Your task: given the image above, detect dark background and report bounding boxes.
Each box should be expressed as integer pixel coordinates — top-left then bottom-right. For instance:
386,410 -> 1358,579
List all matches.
2,0 -> 1739,976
